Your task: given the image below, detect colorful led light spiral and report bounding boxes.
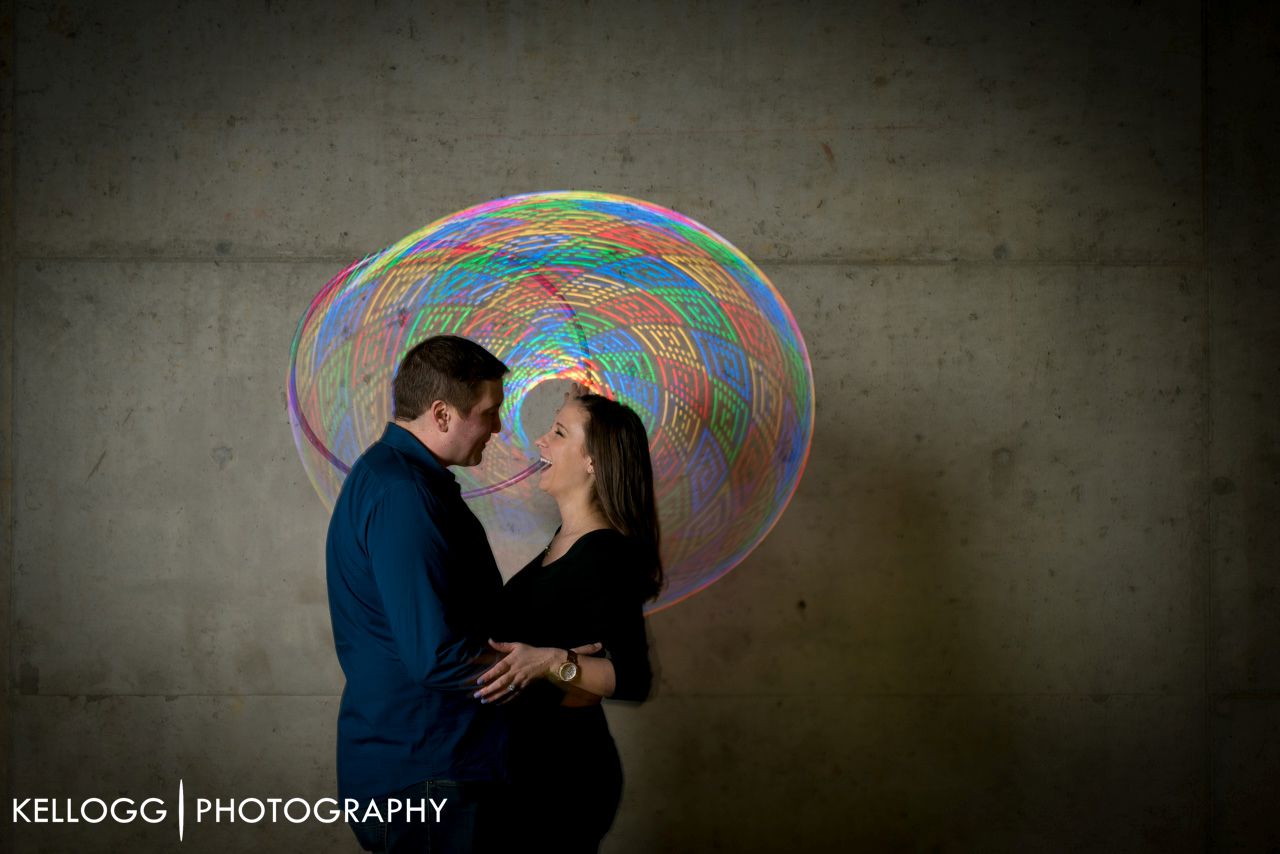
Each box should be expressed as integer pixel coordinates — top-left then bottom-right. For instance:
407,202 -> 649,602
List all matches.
288,192 -> 813,612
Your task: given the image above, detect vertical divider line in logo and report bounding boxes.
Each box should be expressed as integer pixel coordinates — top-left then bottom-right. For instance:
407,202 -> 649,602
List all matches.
178,779 -> 185,841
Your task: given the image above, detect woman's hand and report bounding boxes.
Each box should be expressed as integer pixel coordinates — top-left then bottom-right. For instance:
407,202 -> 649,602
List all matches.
474,640 -> 602,704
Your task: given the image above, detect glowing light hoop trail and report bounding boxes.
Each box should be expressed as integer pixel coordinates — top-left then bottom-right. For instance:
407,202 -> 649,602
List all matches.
287,191 -> 814,612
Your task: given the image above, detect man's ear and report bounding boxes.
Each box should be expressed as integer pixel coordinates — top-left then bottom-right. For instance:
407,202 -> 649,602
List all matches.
430,399 -> 450,432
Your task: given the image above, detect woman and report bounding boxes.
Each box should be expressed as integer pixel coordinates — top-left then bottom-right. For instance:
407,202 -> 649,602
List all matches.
475,391 -> 662,852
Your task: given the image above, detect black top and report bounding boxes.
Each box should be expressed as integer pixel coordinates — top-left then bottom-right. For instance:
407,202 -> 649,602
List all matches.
494,528 -> 653,703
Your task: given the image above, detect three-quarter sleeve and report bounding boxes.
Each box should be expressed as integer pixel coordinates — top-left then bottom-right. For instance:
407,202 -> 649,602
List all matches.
586,544 -> 653,703
602,599 -> 652,702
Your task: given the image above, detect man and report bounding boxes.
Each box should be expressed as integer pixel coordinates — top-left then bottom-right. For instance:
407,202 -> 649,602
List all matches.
326,334 -> 510,852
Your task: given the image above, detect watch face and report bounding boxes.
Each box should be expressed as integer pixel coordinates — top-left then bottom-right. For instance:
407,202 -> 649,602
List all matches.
558,661 -> 579,682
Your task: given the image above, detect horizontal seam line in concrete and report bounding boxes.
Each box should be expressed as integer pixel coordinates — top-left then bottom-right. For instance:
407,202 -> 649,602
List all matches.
5,121 -> 949,136
11,255 -> 1209,268
471,124 -> 952,137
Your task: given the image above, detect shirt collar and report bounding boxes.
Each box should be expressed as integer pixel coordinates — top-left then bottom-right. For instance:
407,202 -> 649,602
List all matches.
379,422 -> 457,486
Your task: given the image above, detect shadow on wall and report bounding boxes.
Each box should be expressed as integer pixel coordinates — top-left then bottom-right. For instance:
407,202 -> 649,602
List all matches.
607,417 -> 1026,850
613,408 -> 1203,850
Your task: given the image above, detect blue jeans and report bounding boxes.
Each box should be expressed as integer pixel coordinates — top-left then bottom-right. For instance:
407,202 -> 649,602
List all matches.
348,779 -> 506,853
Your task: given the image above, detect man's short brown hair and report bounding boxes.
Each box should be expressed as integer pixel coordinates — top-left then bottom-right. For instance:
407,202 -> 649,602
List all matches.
393,335 -> 509,420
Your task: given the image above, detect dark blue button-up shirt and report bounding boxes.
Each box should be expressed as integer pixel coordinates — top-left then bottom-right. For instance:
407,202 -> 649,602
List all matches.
326,422 -> 508,802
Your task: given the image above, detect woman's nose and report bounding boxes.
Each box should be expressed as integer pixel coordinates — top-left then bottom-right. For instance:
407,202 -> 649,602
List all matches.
534,435 -> 547,449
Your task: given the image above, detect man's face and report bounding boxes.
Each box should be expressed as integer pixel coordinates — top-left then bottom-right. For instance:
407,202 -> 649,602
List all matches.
447,379 -> 503,467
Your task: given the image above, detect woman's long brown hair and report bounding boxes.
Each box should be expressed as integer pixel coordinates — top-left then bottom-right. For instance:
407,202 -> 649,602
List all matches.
576,394 -> 664,599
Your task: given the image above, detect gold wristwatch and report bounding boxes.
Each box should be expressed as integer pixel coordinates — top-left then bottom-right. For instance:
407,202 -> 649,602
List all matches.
555,649 -> 579,682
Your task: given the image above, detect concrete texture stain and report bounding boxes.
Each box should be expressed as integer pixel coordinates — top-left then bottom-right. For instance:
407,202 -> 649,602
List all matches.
45,5 -> 78,39
18,662 -> 39,695
237,644 -> 272,683
990,447 -> 1014,498
85,449 -> 106,482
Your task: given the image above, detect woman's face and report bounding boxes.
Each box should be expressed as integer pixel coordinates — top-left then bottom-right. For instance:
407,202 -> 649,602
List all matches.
534,399 -> 593,497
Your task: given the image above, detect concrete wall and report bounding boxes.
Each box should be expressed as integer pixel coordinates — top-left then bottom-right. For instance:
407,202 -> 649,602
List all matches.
3,1 -> 1276,850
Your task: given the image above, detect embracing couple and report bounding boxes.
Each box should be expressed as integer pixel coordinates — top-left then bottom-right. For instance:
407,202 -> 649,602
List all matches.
326,335 -> 661,853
